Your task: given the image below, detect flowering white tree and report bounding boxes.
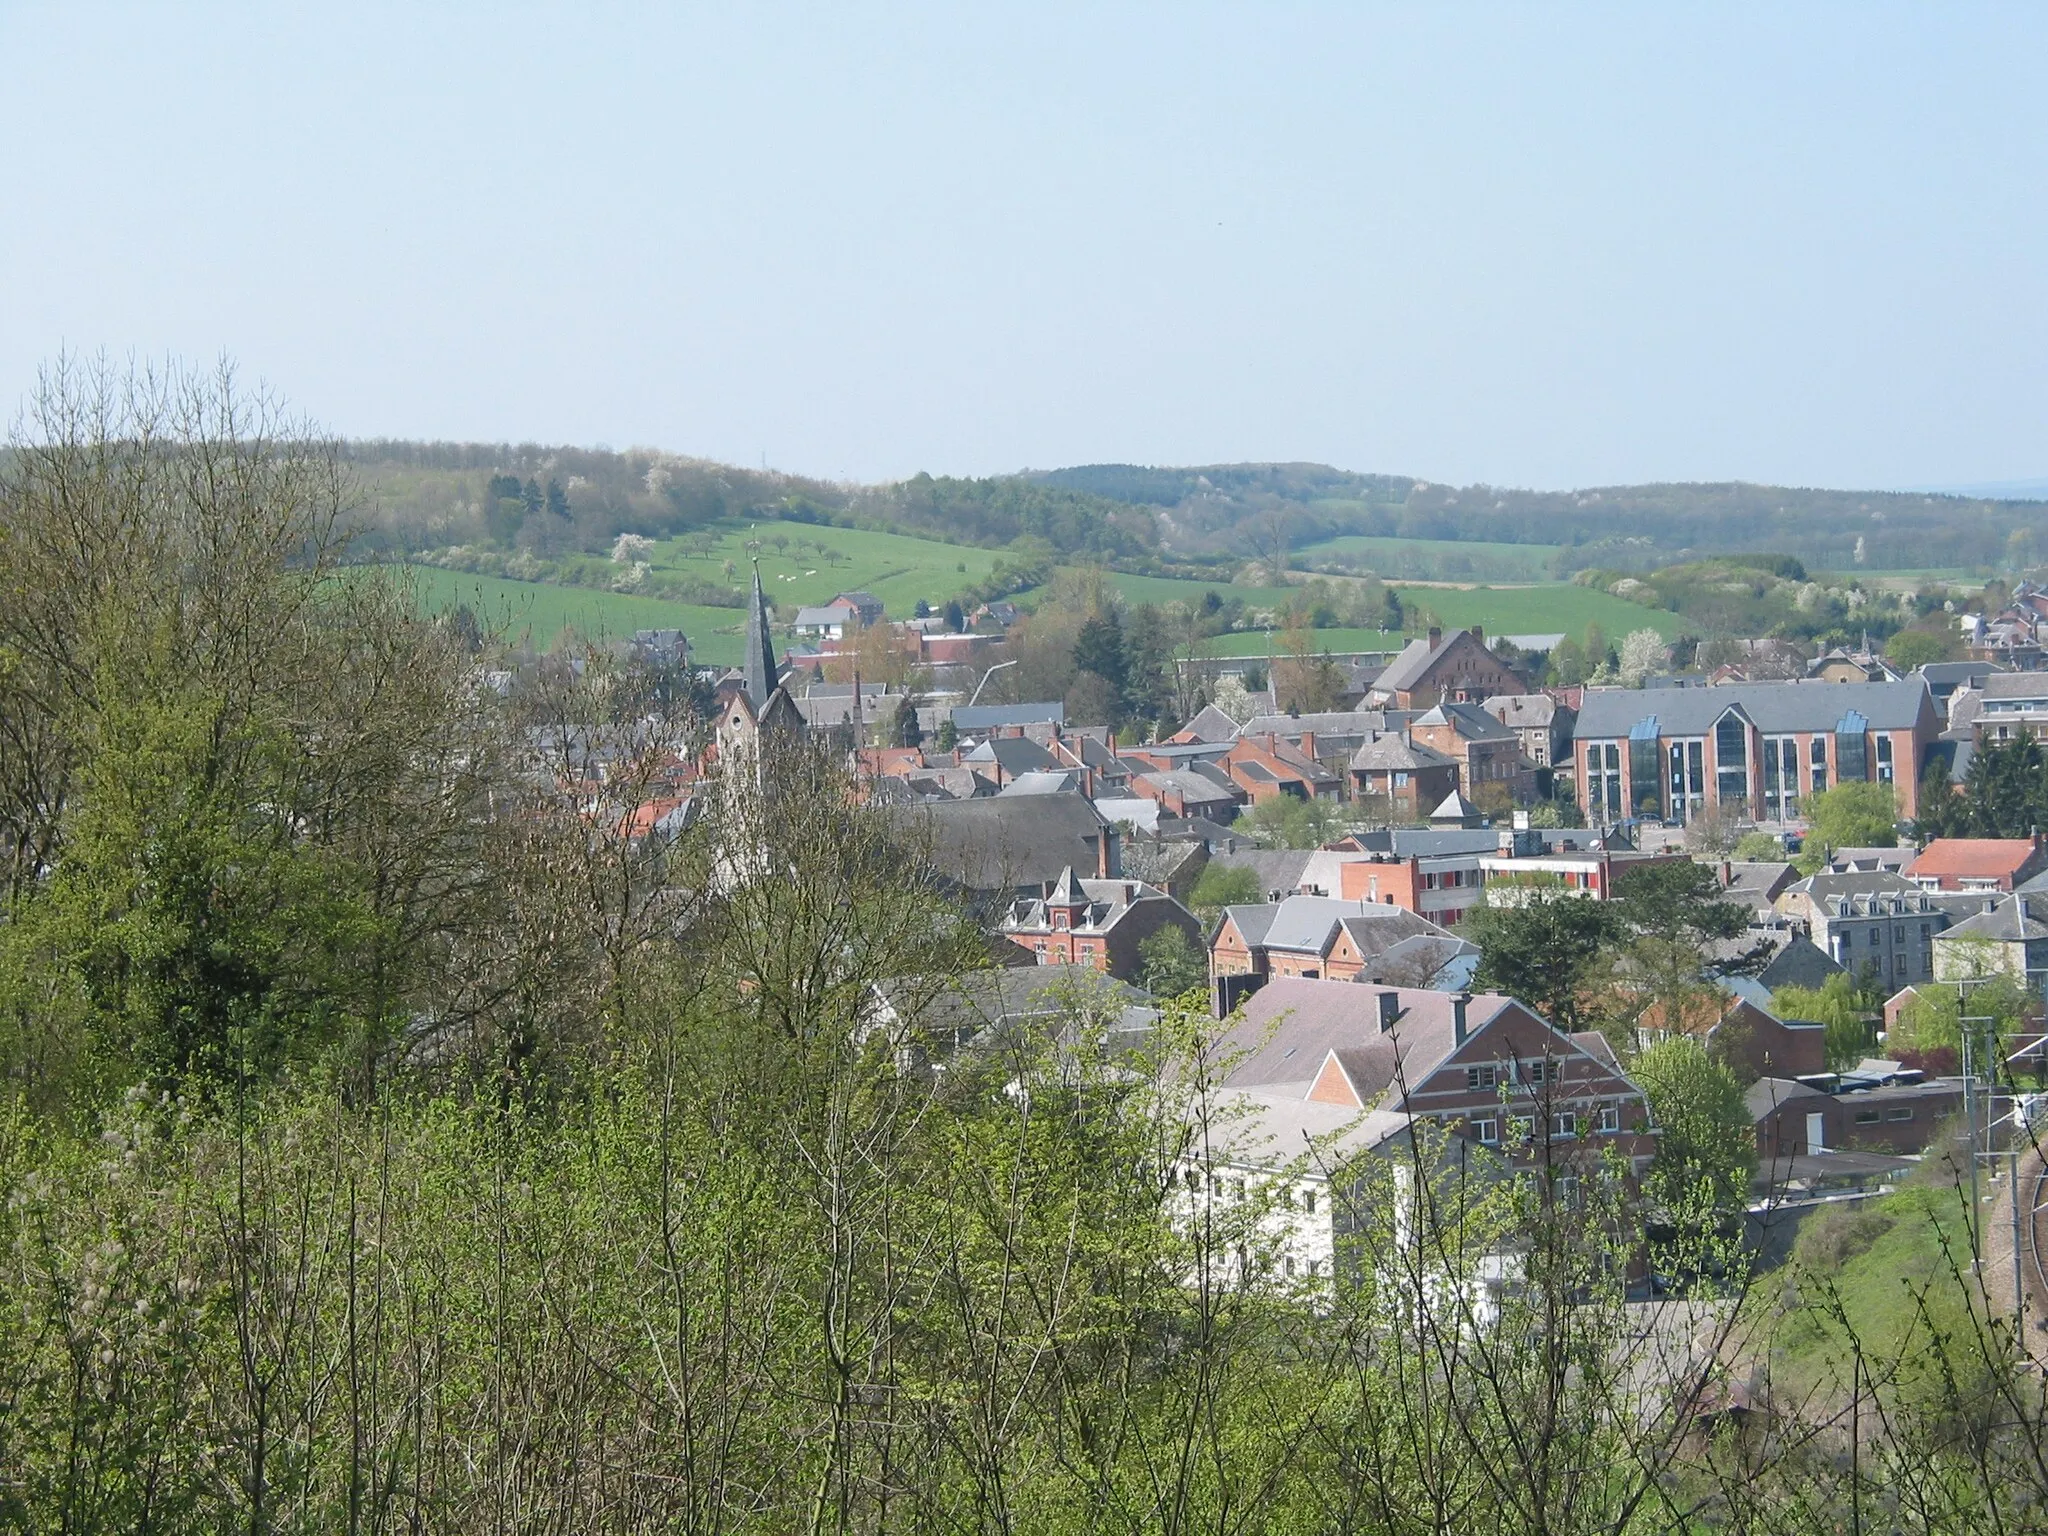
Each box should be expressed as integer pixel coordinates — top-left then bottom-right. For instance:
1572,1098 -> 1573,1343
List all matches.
1617,628 -> 1668,687
611,532 -> 656,564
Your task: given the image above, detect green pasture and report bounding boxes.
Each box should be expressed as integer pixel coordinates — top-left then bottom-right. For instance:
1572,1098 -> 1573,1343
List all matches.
401,566 -> 754,665
1292,533 -> 1564,582
1102,571 -> 1686,642
645,522 -> 1001,617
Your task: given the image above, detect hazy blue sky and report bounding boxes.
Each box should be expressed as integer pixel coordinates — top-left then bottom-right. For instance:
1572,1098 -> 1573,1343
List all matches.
4,4 -> 2043,491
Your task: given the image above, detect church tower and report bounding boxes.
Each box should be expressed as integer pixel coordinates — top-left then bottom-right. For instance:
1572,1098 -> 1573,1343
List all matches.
743,559 -> 780,709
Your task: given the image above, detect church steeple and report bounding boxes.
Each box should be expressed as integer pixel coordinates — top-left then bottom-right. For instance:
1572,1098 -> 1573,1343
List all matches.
743,559 -> 779,708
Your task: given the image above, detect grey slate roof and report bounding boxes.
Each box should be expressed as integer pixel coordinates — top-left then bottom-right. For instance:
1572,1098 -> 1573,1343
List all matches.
1413,701 -> 1517,741
1177,703 -> 1244,742
1573,679 -> 1935,740
1349,734 -> 1457,772
951,702 -> 1066,730
1942,894 -> 2048,943
921,795 -> 1111,891
1209,848 -> 1316,896
964,736 -> 1058,775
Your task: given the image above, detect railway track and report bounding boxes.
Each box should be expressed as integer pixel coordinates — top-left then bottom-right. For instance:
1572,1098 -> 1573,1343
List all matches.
2026,1146 -> 2048,1332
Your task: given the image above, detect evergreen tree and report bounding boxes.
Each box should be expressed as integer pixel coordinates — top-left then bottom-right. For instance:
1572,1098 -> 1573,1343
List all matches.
1071,611 -> 1127,694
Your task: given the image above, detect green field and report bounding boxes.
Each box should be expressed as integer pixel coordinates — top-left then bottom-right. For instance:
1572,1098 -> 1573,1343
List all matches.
402,566 -> 756,665
1292,533 -> 1564,582
1103,571 -> 1686,642
645,522 -> 1001,618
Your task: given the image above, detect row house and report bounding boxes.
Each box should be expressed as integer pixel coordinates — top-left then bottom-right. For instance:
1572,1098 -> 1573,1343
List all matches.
1179,982 -> 1657,1298
1214,980 -> 1658,1210
1000,866 -> 1202,982
1348,733 -> 1460,819
1409,701 -> 1537,804
1573,679 -> 1941,827
1481,692 -> 1576,769
1209,896 -> 1461,1006
1776,870 -> 1948,989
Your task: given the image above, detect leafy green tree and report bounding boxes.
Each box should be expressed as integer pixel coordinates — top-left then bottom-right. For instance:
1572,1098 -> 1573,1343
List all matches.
1466,885 -> 1619,1032
1795,780 -> 1898,871
1609,859 -> 1765,1020
1188,862 -> 1261,917
1137,923 -> 1208,1000
1884,627 -> 1960,669
1630,1036 -> 1756,1212
1238,793 -> 1340,850
1734,830 -> 1786,861
1772,973 -> 1879,1070
1547,636 -> 1588,686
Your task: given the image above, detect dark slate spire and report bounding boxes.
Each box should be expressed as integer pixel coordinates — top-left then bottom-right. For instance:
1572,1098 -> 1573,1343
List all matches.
744,559 -> 778,707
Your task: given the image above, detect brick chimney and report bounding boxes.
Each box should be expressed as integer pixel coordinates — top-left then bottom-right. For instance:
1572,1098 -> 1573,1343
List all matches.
1428,626 -> 1442,651
1470,626 -> 1484,646
1299,731 -> 1317,761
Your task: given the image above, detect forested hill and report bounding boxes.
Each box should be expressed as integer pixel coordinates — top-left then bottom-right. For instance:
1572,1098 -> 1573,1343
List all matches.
1030,462 -> 2047,573
340,440 -> 2043,576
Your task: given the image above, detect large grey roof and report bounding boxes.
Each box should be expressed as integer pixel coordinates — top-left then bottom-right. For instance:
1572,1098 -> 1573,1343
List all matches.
1177,703 -> 1245,742
1942,894 -> 2048,943
951,702 -> 1065,730
1349,734 -> 1457,772
1252,896 -> 1433,954
1240,710 -> 1394,742
1573,679 -> 1935,739
920,796 -> 1110,890
1209,848 -> 1316,895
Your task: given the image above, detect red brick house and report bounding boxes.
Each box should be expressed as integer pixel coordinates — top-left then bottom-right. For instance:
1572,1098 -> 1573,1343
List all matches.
1000,866 -> 1202,981
1219,980 -> 1658,1178
1368,627 -> 1527,710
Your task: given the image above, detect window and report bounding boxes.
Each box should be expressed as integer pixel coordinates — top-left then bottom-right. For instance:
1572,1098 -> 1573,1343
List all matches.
1307,1259 -> 1321,1277
1715,713 -> 1750,807
1394,771 -> 1409,787
1894,953 -> 1907,974
1836,710 -> 1870,783
1466,1065 -> 1498,1092
1667,739 -> 1707,822
1876,734 -> 1895,784
1628,721 -> 1662,819
1302,1190 -> 1317,1215
1869,928 -> 1880,947
1763,735 -> 1800,819
1284,1257 -> 1296,1278
1474,1117 -> 1499,1144
1591,740 -> 1623,819
1894,925 -> 1906,941
1886,1107 -> 1913,1122
1184,1168 -> 1200,1192
1810,735 -> 1829,794
1508,1115 -> 1534,1142
1233,1179 -> 1246,1202
1523,1060 -> 1547,1086
1554,1175 -> 1581,1208
1598,1103 -> 1621,1134
1854,1107 -> 1881,1125
1551,1111 -> 1578,1139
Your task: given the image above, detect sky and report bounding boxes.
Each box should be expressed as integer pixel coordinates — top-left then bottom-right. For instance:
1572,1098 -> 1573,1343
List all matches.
3,4 -> 2045,492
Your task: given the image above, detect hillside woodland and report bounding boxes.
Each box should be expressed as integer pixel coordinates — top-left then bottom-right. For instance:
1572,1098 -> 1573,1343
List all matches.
2,363 -> 2044,1533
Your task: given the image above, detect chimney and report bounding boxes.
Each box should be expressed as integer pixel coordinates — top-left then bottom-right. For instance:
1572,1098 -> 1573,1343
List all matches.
1099,821 -> 1119,878
1299,730 -> 1317,761
1453,993 -> 1470,1046
1428,626 -> 1442,651
1470,626 -> 1484,646
1378,990 -> 1401,1033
